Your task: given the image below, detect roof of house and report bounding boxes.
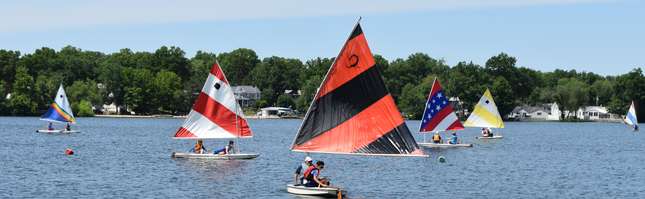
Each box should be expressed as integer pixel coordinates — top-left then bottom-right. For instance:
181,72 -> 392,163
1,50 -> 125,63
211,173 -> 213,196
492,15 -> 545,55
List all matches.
512,103 -> 556,114
232,85 -> 260,94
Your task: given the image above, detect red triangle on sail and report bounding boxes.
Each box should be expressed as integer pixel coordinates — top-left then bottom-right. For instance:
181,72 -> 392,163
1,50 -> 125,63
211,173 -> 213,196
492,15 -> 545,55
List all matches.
291,23 -> 424,156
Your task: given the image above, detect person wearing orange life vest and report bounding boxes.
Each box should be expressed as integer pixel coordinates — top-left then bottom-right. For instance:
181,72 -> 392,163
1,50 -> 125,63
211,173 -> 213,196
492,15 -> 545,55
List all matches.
432,132 -> 442,144
303,161 -> 329,187
190,140 -> 207,154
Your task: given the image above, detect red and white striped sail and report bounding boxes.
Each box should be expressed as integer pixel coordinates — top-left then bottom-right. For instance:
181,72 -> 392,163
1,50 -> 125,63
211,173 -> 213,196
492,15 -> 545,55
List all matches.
174,61 -> 252,139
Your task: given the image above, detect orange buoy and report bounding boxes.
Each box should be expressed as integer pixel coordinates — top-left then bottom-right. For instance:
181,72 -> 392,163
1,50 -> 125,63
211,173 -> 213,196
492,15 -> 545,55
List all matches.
65,148 -> 74,155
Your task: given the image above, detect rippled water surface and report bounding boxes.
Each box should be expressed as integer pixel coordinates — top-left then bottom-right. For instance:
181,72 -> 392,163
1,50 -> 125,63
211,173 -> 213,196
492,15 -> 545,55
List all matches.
2,117 -> 645,198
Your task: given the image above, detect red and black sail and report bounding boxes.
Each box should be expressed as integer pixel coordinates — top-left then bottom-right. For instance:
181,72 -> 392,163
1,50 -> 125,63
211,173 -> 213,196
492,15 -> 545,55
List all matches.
291,23 -> 424,156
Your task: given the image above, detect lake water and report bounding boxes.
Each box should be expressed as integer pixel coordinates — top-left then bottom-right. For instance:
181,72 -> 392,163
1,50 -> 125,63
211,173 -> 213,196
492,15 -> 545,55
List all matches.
1,117 -> 644,198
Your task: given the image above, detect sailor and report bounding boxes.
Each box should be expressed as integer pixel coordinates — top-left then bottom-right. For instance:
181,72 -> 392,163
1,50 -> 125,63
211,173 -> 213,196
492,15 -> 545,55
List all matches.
481,128 -> 491,137
294,156 -> 313,185
213,140 -> 235,155
65,123 -> 71,131
48,122 -> 54,130
432,132 -> 442,144
486,128 -> 494,137
303,161 -> 328,187
190,140 -> 207,154
448,132 -> 459,144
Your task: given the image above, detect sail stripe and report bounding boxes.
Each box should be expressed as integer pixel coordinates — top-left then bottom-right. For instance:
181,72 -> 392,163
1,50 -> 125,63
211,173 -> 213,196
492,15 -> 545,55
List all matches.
209,62 -> 229,85
355,123 -> 423,155
420,106 -> 453,132
429,112 -> 462,132
175,110 -> 244,139
316,27 -> 376,100
293,94 -> 412,153
200,73 -> 241,115
465,89 -> 504,128
175,127 -> 197,138
191,92 -> 252,138
295,66 -> 387,145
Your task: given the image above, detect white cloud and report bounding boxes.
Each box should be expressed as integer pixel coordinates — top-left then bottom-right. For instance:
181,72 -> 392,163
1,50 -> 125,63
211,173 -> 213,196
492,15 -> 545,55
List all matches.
1,0 -> 608,32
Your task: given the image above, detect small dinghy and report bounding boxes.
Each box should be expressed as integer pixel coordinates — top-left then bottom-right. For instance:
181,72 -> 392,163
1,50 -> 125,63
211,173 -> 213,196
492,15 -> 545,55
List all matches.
171,152 -> 259,159
464,88 -> 505,139
171,60 -> 258,160
476,135 -> 504,139
624,101 -> 639,131
417,78 -> 471,148
37,84 -> 80,133
286,184 -> 344,197
36,129 -> 81,134
287,20 -> 426,197
418,143 -> 473,148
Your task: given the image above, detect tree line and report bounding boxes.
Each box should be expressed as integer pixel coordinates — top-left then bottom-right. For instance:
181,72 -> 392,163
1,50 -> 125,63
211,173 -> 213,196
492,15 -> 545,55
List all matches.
0,46 -> 643,121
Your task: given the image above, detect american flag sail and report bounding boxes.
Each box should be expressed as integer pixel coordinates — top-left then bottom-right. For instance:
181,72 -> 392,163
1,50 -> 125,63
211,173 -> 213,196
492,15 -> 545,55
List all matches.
419,78 -> 464,132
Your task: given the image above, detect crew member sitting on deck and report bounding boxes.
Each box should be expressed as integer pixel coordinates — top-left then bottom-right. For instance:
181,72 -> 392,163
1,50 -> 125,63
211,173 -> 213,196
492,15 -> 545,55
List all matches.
48,122 -> 54,130
303,161 -> 329,187
448,132 -> 459,144
432,132 -> 442,144
213,140 -> 235,155
65,123 -> 71,131
294,156 -> 313,185
190,139 -> 207,154
481,128 -> 493,137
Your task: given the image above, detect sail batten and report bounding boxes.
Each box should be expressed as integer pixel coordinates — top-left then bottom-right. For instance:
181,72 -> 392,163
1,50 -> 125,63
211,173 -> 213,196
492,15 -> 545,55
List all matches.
40,84 -> 75,124
173,61 -> 252,139
291,23 -> 424,156
464,88 -> 504,128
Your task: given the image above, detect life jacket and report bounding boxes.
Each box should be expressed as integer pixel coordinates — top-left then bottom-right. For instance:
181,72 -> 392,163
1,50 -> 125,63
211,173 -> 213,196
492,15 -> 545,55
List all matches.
303,166 -> 319,181
432,134 -> 441,141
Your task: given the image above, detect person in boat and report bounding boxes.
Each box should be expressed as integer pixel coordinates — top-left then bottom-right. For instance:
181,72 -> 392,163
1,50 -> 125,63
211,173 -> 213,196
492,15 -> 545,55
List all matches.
481,128 -> 493,137
65,123 -> 71,131
213,140 -> 235,155
190,140 -> 207,154
448,132 -> 459,144
294,156 -> 313,185
48,122 -> 54,130
432,132 -> 442,144
303,161 -> 330,187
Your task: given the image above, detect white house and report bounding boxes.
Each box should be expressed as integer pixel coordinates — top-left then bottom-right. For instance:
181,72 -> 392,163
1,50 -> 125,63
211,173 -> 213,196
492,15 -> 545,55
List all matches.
508,103 -> 561,121
575,106 -> 610,120
231,86 -> 261,107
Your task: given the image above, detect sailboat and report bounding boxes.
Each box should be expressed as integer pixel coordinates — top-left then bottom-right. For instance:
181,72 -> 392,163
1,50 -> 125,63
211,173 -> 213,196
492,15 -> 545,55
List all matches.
286,20 -> 426,197
464,88 -> 504,139
417,78 -> 471,148
37,84 -> 79,133
624,101 -> 638,131
171,61 -> 259,160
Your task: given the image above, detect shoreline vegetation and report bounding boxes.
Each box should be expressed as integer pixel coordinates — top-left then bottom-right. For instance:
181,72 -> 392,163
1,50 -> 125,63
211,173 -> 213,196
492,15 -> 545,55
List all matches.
0,46 -> 643,122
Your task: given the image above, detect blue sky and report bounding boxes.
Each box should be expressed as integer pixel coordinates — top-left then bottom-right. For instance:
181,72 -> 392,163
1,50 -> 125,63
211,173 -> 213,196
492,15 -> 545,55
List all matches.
1,0 -> 643,75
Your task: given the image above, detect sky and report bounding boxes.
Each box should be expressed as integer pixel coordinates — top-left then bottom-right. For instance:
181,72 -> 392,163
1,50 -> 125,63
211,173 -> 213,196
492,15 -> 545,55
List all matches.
1,0 -> 643,75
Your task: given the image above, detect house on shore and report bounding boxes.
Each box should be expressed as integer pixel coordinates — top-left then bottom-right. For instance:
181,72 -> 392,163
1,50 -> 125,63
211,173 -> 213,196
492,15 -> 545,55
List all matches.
508,103 -> 561,121
231,86 -> 261,108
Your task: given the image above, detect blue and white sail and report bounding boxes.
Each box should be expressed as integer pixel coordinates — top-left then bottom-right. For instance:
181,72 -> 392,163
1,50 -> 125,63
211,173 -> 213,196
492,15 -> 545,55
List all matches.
624,101 -> 638,131
40,84 -> 76,123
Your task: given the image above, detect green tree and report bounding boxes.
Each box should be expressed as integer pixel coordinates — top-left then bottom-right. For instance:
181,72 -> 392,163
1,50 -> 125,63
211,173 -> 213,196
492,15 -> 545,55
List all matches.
153,70 -> 184,114
153,46 -> 190,80
491,76 -> 515,118
0,50 -> 20,90
9,66 -> 37,115
276,94 -> 295,108
121,68 -> 155,114
74,100 -> 95,117
554,78 -> 590,118
218,48 -> 260,85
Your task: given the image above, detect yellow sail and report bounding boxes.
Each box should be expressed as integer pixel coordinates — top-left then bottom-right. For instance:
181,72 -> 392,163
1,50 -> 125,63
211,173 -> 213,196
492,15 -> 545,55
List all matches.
464,88 -> 504,128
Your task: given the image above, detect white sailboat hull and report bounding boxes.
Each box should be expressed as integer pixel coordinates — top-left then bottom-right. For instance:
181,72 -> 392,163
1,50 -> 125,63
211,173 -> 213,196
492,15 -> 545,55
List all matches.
171,152 -> 259,159
476,135 -> 504,139
418,142 -> 473,148
36,129 -> 81,133
286,184 -> 343,197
